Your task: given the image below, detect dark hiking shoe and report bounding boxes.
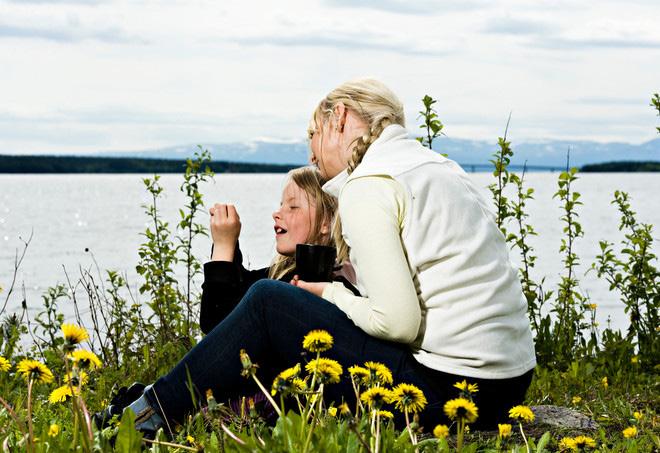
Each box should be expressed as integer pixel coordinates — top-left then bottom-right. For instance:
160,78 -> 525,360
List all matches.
92,382 -> 146,429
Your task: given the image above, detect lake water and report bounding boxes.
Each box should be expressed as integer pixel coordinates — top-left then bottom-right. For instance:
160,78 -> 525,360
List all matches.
1,172 -> 658,335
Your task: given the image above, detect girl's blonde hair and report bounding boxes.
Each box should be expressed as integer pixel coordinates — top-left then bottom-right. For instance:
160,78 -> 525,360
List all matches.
310,78 -> 405,261
268,166 -> 337,280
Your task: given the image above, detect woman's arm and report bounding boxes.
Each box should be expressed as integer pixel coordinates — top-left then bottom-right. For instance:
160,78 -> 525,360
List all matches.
322,176 -> 421,343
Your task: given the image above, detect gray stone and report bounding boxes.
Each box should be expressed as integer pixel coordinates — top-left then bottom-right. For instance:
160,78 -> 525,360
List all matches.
530,405 -> 598,430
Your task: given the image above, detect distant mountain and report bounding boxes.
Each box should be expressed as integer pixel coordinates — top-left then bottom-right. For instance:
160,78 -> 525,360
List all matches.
96,136 -> 660,168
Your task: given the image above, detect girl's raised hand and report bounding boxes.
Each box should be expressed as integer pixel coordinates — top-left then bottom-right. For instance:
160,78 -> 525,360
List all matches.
210,203 -> 241,261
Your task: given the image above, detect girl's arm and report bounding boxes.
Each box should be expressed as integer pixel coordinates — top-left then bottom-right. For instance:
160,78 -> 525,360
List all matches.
323,176 -> 421,343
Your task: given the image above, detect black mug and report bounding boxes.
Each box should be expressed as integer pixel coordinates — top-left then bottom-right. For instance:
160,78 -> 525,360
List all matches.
295,244 -> 337,282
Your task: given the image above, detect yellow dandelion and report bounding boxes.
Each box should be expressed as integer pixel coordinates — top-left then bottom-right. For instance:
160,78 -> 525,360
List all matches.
622,426 -> 638,438
302,329 -> 334,352
443,397 -> 478,424
69,349 -> 101,369
573,435 -> 596,449
348,365 -> 370,384
631,356 -> 638,364
633,411 -> 643,421
49,385 -> 80,403
65,370 -> 89,387
360,387 -> 394,408
392,383 -> 427,413
453,379 -> 479,394
271,363 -> 301,396
601,377 -> 608,388
587,303 -> 597,310
0,356 -> 11,372
338,402 -> 350,415
364,361 -> 393,386
572,396 -> 582,404
509,405 -> 535,423
559,437 -> 577,451
305,358 -> 342,384
48,424 -> 60,437
16,359 -> 54,384
61,324 -> 89,346
377,410 -> 394,420
328,407 -> 337,417
433,424 -> 449,439
186,435 -> 195,444
498,423 -> 512,438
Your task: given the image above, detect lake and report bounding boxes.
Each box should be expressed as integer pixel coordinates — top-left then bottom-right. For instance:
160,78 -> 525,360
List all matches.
1,172 -> 658,335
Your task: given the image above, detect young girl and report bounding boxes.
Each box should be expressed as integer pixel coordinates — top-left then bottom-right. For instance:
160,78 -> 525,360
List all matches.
103,79 -> 535,434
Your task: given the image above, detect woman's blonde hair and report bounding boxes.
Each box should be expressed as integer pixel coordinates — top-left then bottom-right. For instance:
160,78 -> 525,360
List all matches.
268,166 -> 337,280
310,78 -> 405,261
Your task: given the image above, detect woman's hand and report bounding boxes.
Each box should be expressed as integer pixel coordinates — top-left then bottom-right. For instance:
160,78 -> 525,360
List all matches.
210,203 -> 241,261
290,275 -> 328,298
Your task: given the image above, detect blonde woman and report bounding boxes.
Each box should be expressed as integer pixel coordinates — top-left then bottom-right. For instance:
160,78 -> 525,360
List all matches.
98,80 -> 535,434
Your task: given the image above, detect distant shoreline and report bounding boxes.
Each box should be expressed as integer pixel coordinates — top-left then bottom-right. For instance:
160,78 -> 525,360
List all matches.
0,155 -> 658,173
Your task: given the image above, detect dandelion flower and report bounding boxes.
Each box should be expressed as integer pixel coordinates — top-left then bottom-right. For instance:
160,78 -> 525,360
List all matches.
622,426 -> 638,438
348,365 -> 370,384
571,396 -> 582,404
328,407 -> 337,417
186,435 -> 195,444
305,358 -> 342,384
392,383 -> 427,413
302,329 -> 334,352
559,437 -> 577,451
498,423 -> 512,438
433,424 -> 449,439
360,387 -> 393,408
573,435 -> 596,449
16,359 -> 54,383
509,405 -> 535,423
631,356 -> 638,364
601,377 -> 608,388
61,324 -> 89,346
48,424 -> 60,437
364,361 -> 393,386
587,303 -> 597,310
271,364 -> 302,396
633,411 -> 643,421
453,380 -> 479,394
377,410 -> 394,420
69,349 -> 101,369
443,397 -> 478,424
49,385 -> 79,403
0,356 -> 10,372
338,402 -> 350,415
65,370 -> 89,387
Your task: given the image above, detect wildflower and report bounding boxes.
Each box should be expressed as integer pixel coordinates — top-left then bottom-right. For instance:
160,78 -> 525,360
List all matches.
49,385 -> 80,403
348,365 -> 370,384
559,437 -> 577,451
631,356 -> 639,364
48,424 -> 60,437
587,303 -> 597,310
453,379 -> 479,394
292,378 -> 307,392
633,411 -> 643,421
433,424 -> 449,439
498,423 -> 512,438
364,361 -> 393,385
0,356 -> 10,372
16,359 -> 54,383
337,402 -> 350,415
239,349 -> 258,377
328,407 -> 337,417
622,426 -> 638,438
377,410 -> 394,420
509,405 -> 535,423
572,396 -> 582,404
186,435 -> 195,444
601,376 -> 608,388
305,358 -> 342,384
61,324 -> 89,347
69,349 -> 101,369
391,383 -> 427,413
573,435 -> 596,449
271,363 -> 301,396
443,397 -> 478,424
302,329 -> 333,352
65,370 -> 89,387
360,387 -> 393,408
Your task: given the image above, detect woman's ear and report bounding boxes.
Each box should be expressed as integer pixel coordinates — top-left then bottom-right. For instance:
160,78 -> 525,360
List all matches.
334,102 -> 347,132
320,217 -> 331,236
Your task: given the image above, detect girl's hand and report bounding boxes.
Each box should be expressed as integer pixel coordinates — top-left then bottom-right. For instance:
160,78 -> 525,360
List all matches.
210,203 -> 241,261
290,275 -> 328,298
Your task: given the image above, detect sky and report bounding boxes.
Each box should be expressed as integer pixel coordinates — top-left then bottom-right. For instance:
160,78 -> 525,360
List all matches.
1,0 -> 659,155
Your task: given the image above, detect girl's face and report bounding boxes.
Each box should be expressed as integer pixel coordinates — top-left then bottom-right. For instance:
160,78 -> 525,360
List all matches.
272,180 -> 316,256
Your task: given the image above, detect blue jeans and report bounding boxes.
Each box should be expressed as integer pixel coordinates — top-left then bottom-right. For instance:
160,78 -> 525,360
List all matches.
148,280 -> 532,430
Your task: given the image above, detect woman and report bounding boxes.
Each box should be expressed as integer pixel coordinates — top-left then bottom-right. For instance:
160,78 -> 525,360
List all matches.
108,79 -> 535,434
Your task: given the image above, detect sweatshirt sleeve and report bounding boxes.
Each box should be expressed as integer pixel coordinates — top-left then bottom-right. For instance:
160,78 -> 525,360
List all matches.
321,176 -> 421,343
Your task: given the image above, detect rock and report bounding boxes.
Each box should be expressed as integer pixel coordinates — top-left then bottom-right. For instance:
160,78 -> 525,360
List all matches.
530,405 -> 598,430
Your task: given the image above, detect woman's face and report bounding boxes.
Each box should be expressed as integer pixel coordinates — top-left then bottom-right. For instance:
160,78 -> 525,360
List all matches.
272,180 -> 316,256
309,117 -> 349,180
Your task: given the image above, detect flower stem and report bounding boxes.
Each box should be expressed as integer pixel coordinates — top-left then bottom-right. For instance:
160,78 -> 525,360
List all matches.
250,374 -> 282,417
519,422 -> 530,453
26,378 -> 34,453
